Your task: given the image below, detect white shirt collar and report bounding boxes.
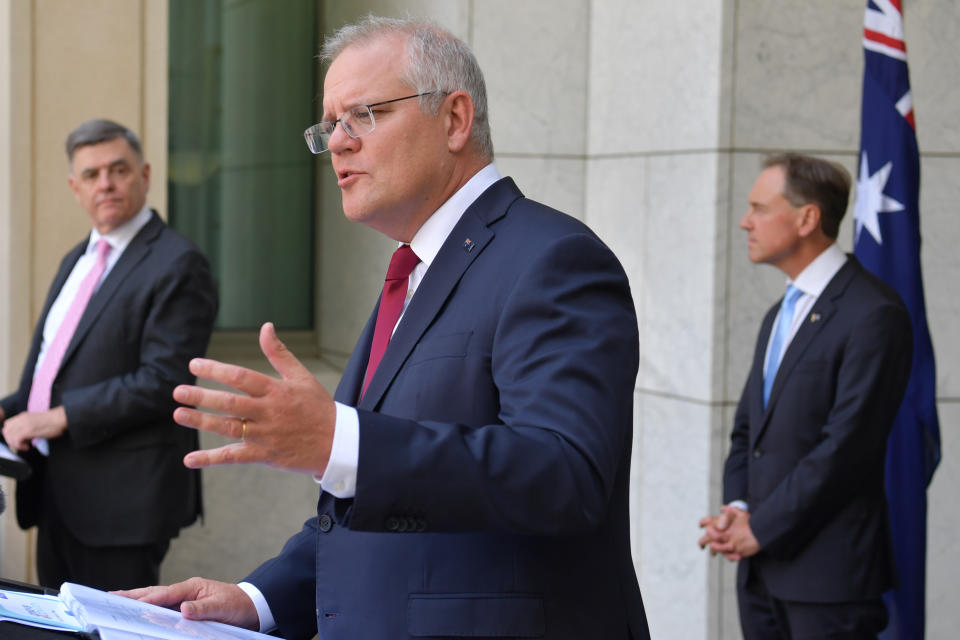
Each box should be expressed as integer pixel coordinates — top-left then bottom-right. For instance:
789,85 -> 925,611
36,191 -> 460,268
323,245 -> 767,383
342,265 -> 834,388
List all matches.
789,242 -> 848,297
408,163 -> 501,267
88,204 -> 153,254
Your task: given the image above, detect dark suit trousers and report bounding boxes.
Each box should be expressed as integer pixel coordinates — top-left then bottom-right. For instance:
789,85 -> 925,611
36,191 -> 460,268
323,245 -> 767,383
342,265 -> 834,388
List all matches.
738,565 -> 888,640
36,489 -> 169,591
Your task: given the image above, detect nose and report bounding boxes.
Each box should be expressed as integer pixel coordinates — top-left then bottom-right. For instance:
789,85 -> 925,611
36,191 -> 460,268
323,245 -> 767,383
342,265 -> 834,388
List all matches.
327,121 -> 359,154
739,209 -> 752,230
96,170 -> 114,190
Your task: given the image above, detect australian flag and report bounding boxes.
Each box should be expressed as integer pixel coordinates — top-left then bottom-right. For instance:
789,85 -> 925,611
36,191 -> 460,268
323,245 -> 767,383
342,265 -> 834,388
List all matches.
853,1 -> 941,638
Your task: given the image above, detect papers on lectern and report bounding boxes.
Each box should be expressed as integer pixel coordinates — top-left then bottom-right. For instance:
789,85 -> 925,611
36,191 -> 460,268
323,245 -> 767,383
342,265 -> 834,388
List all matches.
0,582 -> 275,640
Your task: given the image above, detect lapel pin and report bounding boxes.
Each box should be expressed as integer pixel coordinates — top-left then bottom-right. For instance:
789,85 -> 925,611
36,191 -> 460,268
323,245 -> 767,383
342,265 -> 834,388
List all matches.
463,238 -> 475,252
810,312 -> 821,323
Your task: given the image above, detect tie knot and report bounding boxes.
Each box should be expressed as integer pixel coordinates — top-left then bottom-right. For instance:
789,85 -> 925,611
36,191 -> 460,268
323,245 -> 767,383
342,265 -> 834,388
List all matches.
386,245 -> 420,281
783,284 -> 802,306
96,238 -> 112,260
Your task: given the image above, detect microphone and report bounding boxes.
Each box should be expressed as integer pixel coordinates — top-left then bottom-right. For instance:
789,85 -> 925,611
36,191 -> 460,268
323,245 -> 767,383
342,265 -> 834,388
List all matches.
0,486 -> 5,515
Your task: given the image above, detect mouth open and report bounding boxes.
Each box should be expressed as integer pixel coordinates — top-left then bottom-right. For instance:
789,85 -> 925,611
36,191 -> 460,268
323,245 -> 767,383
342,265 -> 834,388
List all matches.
337,169 -> 362,187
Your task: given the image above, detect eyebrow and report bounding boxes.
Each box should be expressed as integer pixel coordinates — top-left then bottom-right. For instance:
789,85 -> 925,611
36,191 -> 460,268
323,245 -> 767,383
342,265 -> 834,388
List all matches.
80,158 -> 131,178
322,95 -> 396,122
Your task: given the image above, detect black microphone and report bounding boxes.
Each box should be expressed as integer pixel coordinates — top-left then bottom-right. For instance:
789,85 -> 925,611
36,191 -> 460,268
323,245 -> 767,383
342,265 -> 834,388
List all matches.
0,486 -> 5,515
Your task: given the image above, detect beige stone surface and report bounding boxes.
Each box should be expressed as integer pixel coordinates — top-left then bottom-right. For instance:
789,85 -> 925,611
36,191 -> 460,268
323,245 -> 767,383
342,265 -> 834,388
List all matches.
0,3 -> 957,640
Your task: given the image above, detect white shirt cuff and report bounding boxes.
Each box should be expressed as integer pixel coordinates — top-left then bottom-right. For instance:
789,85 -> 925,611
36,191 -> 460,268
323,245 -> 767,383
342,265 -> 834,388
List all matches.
237,581 -> 276,633
316,401 -> 359,498
727,500 -> 749,512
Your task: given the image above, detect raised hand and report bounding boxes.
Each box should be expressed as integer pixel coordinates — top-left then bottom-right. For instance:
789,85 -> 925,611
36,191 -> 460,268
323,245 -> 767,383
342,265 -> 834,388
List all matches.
172,322 -> 337,476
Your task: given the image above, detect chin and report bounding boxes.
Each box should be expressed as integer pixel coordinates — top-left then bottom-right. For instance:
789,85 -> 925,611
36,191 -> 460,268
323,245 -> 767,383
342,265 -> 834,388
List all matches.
341,196 -> 382,225
341,206 -> 370,225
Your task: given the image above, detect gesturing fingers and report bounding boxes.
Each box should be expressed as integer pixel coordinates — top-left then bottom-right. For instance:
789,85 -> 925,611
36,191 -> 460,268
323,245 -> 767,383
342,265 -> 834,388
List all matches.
173,382 -> 262,419
259,322 -> 314,382
184,442 -> 255,469
187,357 -> 275,398
171,322 -> 337,477
173,405 -> 251,441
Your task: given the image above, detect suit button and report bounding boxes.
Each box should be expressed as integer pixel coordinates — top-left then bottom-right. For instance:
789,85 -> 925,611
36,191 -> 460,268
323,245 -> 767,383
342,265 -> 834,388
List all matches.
386,516 -> 400,531
318,514 -> 333,533
753,448 -> 763,458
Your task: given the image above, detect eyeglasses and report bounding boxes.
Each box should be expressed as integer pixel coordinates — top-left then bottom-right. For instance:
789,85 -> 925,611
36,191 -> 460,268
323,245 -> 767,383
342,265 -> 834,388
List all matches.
303,91 -> 444,154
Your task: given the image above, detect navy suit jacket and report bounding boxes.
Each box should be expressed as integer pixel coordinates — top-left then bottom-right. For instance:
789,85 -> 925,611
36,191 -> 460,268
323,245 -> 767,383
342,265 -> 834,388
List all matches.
246,178 -> 650,639
1,212 -> 218,546
723,256 -> 912,603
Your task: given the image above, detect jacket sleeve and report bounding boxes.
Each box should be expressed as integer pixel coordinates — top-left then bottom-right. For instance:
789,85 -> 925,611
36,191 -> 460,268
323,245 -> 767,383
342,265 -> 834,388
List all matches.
244,517 -> 322,640
723,381 -> 752,505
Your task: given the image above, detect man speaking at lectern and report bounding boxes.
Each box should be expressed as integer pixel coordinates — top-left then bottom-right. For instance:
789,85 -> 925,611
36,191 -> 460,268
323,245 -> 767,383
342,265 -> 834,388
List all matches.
122,15 -> 651,640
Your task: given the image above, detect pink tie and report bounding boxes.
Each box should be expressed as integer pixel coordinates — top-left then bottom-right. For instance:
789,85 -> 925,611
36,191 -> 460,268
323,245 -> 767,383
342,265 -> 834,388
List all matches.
361,245 -> 420,398
28,239 -> 112,414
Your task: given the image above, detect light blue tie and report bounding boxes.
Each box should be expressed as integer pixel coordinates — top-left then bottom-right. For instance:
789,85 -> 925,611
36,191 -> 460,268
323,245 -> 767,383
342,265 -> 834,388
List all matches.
763,284 -> 803,408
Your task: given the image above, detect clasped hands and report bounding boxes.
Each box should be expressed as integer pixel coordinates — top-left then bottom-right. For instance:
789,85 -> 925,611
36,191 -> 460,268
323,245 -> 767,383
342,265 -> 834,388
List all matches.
173,322 -> 337,476
697,505 -> 760,561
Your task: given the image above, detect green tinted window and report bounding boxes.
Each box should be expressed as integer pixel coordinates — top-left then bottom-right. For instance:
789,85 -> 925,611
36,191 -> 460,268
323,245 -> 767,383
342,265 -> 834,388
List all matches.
169,0 -> 317,330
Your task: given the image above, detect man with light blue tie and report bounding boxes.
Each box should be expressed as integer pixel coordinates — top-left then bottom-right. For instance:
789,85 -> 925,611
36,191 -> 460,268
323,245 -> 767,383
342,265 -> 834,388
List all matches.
699,153 -> 913,639
0,119 -> 218,590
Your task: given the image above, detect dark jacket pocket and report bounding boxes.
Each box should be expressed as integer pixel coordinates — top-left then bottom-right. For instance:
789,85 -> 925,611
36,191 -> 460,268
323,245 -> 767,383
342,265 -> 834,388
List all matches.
408,331 -> 473,365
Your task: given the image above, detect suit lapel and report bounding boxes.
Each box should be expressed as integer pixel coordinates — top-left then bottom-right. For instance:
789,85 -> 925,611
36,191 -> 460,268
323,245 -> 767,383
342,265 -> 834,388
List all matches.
335,309 -> 377,404
45,244 -> 86,317
754,259 -> 859,440
59,213 -> 163,370
357,178 -> 521,409
748,307 -> 778,428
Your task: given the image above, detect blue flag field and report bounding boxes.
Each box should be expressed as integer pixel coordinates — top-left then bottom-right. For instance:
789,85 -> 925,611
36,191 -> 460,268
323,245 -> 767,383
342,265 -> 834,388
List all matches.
852,1 -> 941,638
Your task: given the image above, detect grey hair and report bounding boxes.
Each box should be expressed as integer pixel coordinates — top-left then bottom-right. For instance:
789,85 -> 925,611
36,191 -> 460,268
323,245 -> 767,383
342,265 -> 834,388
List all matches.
763,153 -> 851,240
321,15 -> 494,161
65,119 -> 143,163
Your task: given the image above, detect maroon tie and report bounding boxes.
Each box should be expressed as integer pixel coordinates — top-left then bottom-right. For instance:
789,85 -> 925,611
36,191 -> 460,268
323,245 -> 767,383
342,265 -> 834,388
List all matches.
362,245 -> 420,397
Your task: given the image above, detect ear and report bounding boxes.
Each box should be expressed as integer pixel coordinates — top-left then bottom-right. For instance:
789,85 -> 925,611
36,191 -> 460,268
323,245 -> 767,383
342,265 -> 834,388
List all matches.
142,161 -> 151,191
67,173 -> 82,203
443,90 -> 475,153
796,203 -> 822,238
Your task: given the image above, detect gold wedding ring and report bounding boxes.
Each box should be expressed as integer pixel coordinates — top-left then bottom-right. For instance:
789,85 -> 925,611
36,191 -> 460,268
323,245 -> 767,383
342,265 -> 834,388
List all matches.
241,418 -> 247,441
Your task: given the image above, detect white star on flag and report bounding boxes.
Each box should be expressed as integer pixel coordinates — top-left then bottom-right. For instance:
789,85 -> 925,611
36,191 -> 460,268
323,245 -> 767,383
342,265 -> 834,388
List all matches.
853,150 -> 904,245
